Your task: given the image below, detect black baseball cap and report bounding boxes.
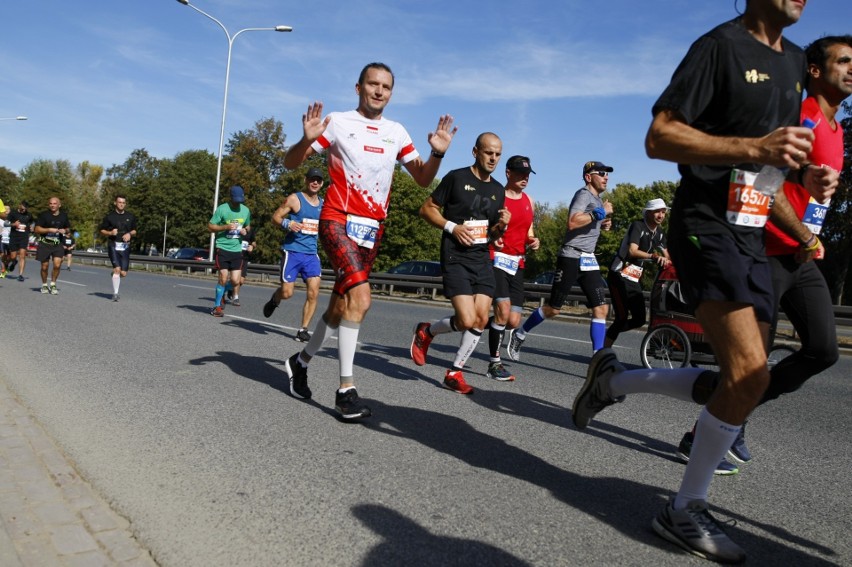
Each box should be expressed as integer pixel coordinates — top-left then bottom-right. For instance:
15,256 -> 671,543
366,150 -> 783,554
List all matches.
583,161 -> 614,175
506,155 -> 535,174
306,168 -> 324,180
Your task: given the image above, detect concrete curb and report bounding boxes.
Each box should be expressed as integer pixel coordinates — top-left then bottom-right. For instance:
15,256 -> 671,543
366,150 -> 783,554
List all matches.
0,379 -> 158,566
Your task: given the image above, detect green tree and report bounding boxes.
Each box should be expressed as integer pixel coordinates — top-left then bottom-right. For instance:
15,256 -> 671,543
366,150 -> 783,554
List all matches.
222,117 -> 290,264
18,159 -> 75,213
0,167 -> 21,206
818,100 -> 851,304
65,161 -> 105,249
376,167 -> 442,271
103,149 -> 164,251
156,150 -> 217,252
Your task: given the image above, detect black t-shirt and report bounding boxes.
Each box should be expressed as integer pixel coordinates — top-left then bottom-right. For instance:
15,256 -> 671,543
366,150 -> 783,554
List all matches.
653,18 -> 806,257
8,210 -> 33,237
430,167 -> 505,265
35,211 -> 71,239
610,219 -> 667,271
99,210 -> 138,242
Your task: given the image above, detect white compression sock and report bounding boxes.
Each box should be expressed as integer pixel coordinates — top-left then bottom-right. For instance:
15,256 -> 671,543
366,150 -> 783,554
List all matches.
674,407 -> 741,509
609,367 -> 705,402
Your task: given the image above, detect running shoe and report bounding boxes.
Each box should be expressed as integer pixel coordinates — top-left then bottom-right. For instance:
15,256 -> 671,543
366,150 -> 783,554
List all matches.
410,322 -> 432,366
112,294 -> 120,302
41,284 -> 49,294
335,388 -> 371,420
283,353 -> 312,399
652,498 -> 745,563
231,298 -> 241,307
486,361 -> 515,382
17,275 -> 25,282
727,422 -> 752,464
0,270 -> 6,279
571,348 -> 625,429
294,328 -> 312,343
262,295 -> 278,318
676,431 -> 739,476
211,306 -> 224,317
49,283 -> 58,295
444,370 -> 474,394
506,328 -> 525,361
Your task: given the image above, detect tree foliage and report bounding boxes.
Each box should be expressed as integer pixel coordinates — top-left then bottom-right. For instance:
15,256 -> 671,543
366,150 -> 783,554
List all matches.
0,167 -> 20,206
818,100 -> 852,304
376,167 -> 441,272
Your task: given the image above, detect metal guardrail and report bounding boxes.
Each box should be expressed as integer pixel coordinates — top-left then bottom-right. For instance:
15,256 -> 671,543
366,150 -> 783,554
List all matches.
71,251 -> 852,328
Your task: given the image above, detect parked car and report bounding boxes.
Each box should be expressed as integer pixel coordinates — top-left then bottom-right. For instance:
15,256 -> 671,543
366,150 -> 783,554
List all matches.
374,260 -> 441,294
530,270 -> 556,285
169,247 -> 209,261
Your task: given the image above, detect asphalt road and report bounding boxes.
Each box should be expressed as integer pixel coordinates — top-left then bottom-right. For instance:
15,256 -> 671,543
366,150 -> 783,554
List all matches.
1,263 -> 849,567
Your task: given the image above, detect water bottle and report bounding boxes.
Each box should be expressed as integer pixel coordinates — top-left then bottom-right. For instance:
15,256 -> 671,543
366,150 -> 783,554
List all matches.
753,118 -> 817,196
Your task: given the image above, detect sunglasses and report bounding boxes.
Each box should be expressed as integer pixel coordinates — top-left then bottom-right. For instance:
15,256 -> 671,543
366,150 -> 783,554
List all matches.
589,171 -> 609,177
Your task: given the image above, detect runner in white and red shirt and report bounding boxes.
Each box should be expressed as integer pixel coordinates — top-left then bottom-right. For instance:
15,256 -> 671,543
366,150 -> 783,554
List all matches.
281,62 -> 457,420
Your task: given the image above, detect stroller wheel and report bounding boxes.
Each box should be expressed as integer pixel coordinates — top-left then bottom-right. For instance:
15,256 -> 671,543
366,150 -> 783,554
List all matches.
640,324 -> 692,369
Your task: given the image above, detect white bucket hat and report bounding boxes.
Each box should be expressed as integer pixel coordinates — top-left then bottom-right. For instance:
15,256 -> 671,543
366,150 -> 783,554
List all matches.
644,198 -> 669,211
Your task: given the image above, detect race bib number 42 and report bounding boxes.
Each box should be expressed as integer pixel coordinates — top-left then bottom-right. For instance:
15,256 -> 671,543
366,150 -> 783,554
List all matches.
727,169 -> 770,227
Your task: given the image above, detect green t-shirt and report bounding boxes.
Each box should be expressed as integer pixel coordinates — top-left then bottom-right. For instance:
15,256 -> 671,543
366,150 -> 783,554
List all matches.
210,203 -> 251,253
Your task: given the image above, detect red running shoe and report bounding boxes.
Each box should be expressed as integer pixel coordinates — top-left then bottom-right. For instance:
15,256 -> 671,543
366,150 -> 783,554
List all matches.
444,370 -> 473,395
410,322 -> 432,366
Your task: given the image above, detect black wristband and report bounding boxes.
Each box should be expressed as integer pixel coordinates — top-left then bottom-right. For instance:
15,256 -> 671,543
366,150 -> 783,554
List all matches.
431,150 -> 445,159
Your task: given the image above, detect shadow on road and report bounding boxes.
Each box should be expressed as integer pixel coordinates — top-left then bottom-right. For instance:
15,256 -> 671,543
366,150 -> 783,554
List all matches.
357,399 -> 838,564
353,504 -> 531,566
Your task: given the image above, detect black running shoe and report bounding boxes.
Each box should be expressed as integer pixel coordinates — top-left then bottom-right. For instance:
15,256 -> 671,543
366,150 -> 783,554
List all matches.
283,353 -> 312,399
335,388 -> 371,420
295,328 -> 312,342
263,295 -> 278,318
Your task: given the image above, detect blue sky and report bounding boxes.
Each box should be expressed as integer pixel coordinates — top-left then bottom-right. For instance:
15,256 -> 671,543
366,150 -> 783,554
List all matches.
1,0 -> 847,206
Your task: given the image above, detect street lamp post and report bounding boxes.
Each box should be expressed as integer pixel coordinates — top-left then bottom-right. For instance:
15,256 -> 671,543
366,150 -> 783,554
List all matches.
176,0 -> 292,260
0,116 -> 27,121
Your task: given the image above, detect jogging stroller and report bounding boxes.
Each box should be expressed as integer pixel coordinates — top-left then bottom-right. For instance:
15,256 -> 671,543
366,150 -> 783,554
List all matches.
639,264 -> 715,368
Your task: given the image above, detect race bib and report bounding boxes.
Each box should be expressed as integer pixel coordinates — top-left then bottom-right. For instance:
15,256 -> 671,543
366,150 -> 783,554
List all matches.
301,218 -> 319,235
726,169 -> 771,227
493,252 -> 521,276
802,197 -> 829,235
241,240 -> 250,252
115,242 -> 127,251
579,252 -> 599,272
620,263 -> 643,283
346,215 -> 380,249
227,222 -> 243,239
464,219 -> 489,245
